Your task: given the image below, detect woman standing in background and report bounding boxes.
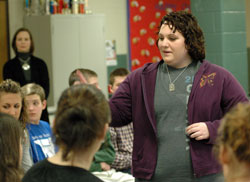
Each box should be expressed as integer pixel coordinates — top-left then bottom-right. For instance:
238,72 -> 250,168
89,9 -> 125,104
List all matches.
3,27 -> 50,123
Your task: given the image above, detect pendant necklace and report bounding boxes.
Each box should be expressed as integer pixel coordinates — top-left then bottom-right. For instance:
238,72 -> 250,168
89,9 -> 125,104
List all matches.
19,57 -> 31,71
22,63 -> 30,70
166,64 -> 189,92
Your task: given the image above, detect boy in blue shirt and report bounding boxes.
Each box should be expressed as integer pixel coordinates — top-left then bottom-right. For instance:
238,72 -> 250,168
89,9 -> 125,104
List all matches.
22,83 -> 55,163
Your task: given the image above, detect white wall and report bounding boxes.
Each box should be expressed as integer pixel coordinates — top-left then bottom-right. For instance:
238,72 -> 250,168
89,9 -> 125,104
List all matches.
8,0 -> 25,58
246,0 -> 250,47
88,0 -> 128,54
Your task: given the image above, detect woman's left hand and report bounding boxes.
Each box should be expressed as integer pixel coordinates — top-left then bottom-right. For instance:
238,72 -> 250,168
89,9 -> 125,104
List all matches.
186,122 -> 209,140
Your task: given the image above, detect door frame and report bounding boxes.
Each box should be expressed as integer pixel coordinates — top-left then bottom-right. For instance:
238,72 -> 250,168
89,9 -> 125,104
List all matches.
0,0 -> 10,82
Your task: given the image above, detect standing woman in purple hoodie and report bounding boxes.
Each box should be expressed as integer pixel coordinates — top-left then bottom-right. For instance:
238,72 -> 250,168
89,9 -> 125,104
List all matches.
108,11 -> 248,182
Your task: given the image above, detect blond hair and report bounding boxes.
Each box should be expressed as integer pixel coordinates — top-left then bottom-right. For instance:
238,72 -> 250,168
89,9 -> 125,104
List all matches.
21,83 -> 46,101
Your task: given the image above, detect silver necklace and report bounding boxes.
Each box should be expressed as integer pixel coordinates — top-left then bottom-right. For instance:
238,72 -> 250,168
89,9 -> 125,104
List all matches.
22,63 -> 30,70
166,64 -> 188,92
19,57 -> 31,71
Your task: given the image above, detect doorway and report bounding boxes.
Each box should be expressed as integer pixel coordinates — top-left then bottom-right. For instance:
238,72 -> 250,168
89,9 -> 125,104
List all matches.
0,0 -> 9,82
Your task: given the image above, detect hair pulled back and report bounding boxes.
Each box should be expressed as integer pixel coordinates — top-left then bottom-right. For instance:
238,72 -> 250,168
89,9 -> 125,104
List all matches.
54,84 -> 110,160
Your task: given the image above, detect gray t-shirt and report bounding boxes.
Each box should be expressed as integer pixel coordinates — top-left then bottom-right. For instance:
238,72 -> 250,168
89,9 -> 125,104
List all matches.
136,61 -> 223,181
22,129 -> 34,173
155,61 -> 200,181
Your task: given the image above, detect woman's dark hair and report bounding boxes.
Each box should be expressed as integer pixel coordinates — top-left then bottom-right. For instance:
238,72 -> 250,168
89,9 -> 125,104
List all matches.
0,112 -> 22,182
156,11 -> 205,62
12,27 -> 34,55
54,84 -> 110,161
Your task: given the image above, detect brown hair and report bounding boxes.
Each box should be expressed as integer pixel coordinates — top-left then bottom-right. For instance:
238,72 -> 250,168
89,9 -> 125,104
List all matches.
0,112 -> 22,182
0,79 -> 22,95
21,83 -> 46,101
215,102 -> 250,163
109,68 -> 129,86
12,27 -> 34,55
0,79 -> 27,128
156,11 -> 205,62
53,84 -> 110,161
68,68 -> 98,86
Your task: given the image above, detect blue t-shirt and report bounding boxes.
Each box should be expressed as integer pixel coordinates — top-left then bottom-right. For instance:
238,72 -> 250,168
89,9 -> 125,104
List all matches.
27,120 -> 55,163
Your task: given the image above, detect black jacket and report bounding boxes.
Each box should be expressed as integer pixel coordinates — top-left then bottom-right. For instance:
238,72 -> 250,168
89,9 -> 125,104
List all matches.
3,55 -> 50,98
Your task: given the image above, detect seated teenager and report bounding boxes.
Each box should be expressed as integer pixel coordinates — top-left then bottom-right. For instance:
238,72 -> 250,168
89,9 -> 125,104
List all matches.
108,68 -> 133,173
22,84 -> 110,182
21,83 -> 55,163
0,79 -> 33,173
0,112 -> 23,182
69,68 -> 115,172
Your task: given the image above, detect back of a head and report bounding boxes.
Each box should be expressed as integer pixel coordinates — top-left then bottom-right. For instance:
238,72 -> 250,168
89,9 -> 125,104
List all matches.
21,83 -> 46,101
0,112 -> 22,182
217,102 -> 250,164
68,68 -> 98,86
109,68 -> 129,85
53,84 -> 110,160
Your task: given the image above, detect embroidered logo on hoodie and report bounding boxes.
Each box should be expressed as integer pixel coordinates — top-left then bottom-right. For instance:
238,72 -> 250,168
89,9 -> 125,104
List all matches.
200,73 -> 216,88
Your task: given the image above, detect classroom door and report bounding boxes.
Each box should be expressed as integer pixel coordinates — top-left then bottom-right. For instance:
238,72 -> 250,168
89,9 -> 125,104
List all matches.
0,0 -> 9,82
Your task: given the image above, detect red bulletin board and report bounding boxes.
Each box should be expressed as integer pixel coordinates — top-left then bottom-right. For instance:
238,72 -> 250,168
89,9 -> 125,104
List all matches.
128,0 -> 190,71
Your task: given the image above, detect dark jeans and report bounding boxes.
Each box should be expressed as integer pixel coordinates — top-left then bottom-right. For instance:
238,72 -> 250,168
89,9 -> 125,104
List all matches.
135,172 -> 224,182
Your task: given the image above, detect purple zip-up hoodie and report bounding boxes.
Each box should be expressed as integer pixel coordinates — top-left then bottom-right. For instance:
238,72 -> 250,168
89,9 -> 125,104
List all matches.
109,60 -> 248,180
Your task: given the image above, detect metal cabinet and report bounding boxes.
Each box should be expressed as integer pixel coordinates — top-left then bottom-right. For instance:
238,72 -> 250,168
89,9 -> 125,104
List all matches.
24,14 -> 107,109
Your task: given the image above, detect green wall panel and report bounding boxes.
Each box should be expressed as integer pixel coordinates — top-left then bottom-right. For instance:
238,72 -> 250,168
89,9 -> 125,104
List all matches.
222,33 -> 247,52
204,32 -> 223,52
191,0 -> 249,94
221,0 -> 245,11
191,0 -> 222,12
221,12 -> 246,32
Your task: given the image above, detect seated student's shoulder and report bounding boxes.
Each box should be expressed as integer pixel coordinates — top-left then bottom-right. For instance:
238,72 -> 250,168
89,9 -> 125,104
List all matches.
39,120 -> 51,129
22,159 -> 104,182
22,159 -> 49,182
